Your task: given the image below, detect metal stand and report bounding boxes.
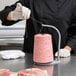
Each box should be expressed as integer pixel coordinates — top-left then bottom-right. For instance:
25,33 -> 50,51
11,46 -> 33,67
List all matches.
42,24 -> 61,64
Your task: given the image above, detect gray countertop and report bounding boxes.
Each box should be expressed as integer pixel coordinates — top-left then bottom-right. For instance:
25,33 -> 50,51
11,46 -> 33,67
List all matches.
0,53 -> 76,76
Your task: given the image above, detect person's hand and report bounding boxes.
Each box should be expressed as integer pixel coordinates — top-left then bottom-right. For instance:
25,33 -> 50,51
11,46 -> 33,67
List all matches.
11,3 -> 31,21
55,48 -> 71,58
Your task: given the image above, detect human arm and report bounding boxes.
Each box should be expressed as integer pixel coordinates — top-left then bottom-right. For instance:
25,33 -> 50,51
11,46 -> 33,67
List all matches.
0,1 -> 19,25
0,0 -> 30,25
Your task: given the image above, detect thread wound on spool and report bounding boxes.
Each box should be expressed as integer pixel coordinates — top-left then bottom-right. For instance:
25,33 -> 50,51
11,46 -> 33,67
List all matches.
33,34 -> 54,63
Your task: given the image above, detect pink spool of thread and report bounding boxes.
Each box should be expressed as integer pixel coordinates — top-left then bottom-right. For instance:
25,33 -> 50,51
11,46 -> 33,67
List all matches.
33,34 -> 54,64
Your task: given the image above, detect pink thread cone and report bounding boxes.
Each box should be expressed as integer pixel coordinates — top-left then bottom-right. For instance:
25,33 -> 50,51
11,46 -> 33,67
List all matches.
33,34 -> 54,63
18,68 -> 48,76
0,69 -> 11,76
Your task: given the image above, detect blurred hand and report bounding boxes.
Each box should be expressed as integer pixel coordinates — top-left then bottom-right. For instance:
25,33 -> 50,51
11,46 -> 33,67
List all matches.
11,3 -> 31,20
55,48 -> 71,58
